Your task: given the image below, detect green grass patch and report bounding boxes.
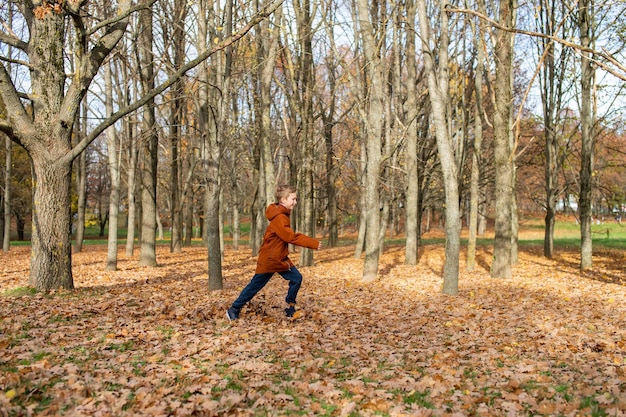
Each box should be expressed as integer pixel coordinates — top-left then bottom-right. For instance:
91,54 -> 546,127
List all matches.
105,340 -> 135,352
580,395 -> 608,417
2,286 -> 38,297
403,389 -> 434,408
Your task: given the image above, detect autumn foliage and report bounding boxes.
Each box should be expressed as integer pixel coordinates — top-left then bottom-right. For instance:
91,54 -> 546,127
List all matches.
1,235 -> 625,416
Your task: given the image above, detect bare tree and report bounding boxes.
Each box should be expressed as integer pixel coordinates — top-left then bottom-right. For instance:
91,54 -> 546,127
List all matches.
466,4 -> 487,272
105,59 -> 122,271
578,0 -> 594,269
0,0 -> 280,290
416,0 -> 461,294
73,100 -> 88,253
137,2 -> 159,268
2,133 -> 9,252
490,0 -> 517,279
249,0 -> 282,257
355,0 -> 384,281
533,0 -> 575,258
0,0 -> 137,290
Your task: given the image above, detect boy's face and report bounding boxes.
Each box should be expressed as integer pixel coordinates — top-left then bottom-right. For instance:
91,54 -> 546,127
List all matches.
280,192 -> 298,211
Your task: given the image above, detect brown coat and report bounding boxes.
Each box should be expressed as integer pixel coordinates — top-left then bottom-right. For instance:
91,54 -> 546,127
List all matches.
255,203 -> 319,273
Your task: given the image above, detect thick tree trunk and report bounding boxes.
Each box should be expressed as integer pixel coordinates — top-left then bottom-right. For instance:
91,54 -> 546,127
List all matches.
356,0 -> 383,282
491,0 -> 516,279
197,0 -> 224,289
30,157 -> 74,290
404,0 -> 419,265
138,5 -> 158,268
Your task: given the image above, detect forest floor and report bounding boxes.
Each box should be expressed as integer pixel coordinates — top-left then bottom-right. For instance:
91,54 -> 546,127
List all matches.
1,229 -> 626,416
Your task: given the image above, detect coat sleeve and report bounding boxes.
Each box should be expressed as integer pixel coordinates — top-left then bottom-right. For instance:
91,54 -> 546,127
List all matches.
273,215 -> 319,249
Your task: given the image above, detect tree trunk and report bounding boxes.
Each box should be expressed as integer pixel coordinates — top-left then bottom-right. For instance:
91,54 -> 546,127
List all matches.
356,0 -> 384,282
578,0 -> 594,270
170,114 -> 182,253
417,0 -> 460,294
30,156 -> 74,290
183,183 -> 194,246
168,0 -> 188,254
467,14 -> 485,272
354,144 -> 366,260
74,101 -> 88,253
324,122 -> 338,247
105,61 -> 121,271
138,4 -> 158,267
404,0 -> 419,265
257,1 -> 280,210
3,136 -> 10,252
491,0 -> 517,279
125,120 -> 139,257
291,0 -> 316,267
197,0 -> 225,289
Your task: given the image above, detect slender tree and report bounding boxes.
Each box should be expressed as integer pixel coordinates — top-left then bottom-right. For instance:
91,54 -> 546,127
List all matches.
105,59 -> 122,271
578,0 -> 594,269
137,2 -> 159,267
355,0 -> 384,281
2,133 -> 10,252
416,0 -> 461,294
535,0 -> 574,258
467,6 -> 486,272
490,0 -> 517,279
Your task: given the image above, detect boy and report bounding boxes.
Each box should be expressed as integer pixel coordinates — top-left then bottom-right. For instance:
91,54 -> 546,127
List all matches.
226,185 -> 322,320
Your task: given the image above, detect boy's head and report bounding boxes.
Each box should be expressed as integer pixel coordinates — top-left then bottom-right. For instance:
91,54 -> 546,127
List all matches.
275,184 -> 297,204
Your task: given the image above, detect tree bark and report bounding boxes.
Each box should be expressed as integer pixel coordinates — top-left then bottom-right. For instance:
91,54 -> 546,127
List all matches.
168,0 -> 188,254
73,101 -> 88,253
467,12 -> 486,272
30,157 -> 74,290
138,4 -> 158,267
105,61 -> 121,271
197,0 -> 225,289
125,117 -> 139,257
404,0 -> 419,265
417,0 -> 460,294
356,0 -> 384,282
491,0 -> 517,279
578,0 -> 594,270
3,136 -> 11,252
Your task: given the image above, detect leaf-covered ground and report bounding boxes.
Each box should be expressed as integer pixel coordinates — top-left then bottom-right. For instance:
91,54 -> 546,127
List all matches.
1,240 -> 625,416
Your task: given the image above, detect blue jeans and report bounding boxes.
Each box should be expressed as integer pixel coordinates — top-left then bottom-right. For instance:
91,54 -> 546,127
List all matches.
231,267 -> 302,310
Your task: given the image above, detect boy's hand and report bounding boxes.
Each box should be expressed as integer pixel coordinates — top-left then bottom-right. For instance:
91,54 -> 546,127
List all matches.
317,241 -> 322,250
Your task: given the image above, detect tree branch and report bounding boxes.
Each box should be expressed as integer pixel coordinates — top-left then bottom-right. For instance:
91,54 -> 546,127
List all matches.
446,6 -> 626,81
87,0 -> 158,36
66,0 -> 285,164
0,27 -> 28,53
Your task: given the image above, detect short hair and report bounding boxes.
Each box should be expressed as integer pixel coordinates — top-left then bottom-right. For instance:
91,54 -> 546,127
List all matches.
275,184 -> 297,203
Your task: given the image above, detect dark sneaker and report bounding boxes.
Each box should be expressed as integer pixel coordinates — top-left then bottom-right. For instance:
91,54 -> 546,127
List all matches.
226,307 -> 240,321
284,305 -> 296,318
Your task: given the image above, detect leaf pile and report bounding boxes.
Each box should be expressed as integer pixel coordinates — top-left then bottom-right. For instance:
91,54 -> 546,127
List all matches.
1,243 -> 625,416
